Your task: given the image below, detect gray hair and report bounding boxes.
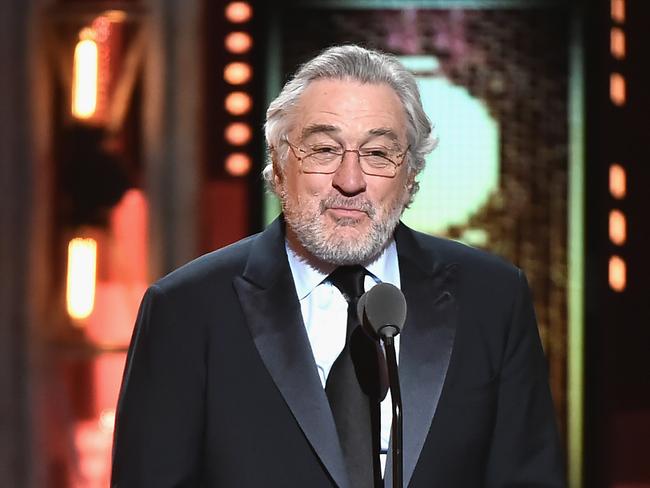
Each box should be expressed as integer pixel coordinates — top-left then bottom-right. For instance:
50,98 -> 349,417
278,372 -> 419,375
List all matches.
263,44 -> 437,201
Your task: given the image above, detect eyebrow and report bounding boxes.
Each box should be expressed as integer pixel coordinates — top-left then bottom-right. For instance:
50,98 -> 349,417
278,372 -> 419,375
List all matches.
301,124 -> 340,139
367,127 -> 400,141
300,124 -> 401,143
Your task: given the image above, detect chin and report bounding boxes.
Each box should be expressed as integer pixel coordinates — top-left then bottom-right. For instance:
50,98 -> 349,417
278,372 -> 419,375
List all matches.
328,231 -> 369,248
326,215 -> 370,233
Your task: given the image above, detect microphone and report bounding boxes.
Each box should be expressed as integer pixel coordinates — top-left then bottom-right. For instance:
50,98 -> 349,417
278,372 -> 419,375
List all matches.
357,283 -> 406,488
357,283 -> 407,339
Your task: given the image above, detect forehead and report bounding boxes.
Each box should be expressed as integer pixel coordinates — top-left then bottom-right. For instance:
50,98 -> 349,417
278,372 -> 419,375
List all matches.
291,79 -> 407,142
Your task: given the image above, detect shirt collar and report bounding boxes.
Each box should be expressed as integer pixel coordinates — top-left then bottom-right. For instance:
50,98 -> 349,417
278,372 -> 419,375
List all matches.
366,240 -> 400,289
285,240 -> 400,300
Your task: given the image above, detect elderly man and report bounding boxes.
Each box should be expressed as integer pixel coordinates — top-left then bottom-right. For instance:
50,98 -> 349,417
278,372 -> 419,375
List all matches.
112,45 -> 565,487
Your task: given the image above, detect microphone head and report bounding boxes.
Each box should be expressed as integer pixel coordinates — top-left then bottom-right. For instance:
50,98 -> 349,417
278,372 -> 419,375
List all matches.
361,283 -> 407,339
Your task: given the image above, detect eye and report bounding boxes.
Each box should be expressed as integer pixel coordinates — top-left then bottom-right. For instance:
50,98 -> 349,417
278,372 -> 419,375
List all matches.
360,148 -> 390,158
310,145 -> 341,154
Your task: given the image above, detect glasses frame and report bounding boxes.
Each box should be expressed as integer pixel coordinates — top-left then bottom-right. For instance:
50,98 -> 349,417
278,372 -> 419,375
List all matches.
285,138 -> 410,178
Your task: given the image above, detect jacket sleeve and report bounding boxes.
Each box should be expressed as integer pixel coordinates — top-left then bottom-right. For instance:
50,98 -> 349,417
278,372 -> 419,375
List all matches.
485,270 -> 566,487
111,284 -> 206,487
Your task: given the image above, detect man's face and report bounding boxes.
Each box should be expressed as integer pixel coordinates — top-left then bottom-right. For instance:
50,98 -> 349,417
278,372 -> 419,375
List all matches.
276,79 -> 413,266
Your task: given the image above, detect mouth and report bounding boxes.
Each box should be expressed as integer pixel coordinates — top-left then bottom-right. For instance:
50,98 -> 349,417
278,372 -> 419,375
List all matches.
326,206 -> 368,219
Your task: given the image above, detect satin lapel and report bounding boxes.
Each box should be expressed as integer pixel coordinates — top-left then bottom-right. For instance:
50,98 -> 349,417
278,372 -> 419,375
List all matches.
384,224 -> 458,488
232,219 -> 349,488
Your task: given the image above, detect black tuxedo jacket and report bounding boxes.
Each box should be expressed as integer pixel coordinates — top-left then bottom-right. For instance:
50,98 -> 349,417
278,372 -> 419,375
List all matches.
111,218 -> 565,487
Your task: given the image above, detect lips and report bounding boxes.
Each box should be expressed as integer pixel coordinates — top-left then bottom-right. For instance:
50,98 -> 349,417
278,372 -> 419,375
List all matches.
327,207 -> 368,218
320,196 -> 375,218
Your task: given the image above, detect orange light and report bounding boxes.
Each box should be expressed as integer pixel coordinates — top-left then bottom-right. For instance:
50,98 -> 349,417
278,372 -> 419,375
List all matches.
610,73 -> 626,106
611,0 -> 625,23
225,2 -> 252,23
99,409 -> 116,433
609,210 -> 626,246
225,122 -> 252,146
609,164 -> 626,199
225,91 -> 252,115
224,62 -> 252,85
72,29 -> 98,119
66,237 -> 98,320
608,255 -> 626,292
102,9 -> 128,23
610,27 -> 626,59
225,153 -> 252,176
225,32 -> 253,54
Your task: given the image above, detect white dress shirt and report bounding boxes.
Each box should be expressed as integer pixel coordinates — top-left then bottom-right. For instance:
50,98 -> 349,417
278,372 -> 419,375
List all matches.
286,241 -> 401,471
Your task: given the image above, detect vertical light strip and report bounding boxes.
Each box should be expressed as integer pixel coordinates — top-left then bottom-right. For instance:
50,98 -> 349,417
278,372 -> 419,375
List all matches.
224,2 -> 253,177
66,237 -> 98,320
71,31 -> 99,119
567,9 -> 585,488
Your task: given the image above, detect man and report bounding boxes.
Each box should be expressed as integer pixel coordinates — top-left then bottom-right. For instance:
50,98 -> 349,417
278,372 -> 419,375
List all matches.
112,45 -> 565,487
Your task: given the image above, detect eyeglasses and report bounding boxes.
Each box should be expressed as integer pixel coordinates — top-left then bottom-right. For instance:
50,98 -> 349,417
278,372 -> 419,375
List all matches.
285,139 -> 409,178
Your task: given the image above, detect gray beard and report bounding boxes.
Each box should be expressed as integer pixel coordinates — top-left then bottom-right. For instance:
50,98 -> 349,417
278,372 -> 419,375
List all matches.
282,192 -> 405,266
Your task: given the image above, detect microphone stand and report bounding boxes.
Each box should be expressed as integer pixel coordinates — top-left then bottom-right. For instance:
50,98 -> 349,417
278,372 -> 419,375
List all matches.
381,332 -> 402,488
358,283 -> 405,488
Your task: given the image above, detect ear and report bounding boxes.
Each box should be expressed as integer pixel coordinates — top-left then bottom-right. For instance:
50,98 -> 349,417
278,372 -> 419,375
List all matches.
270,150 -> 285,194
401,169 -> 417,207
405,169 -> 416,190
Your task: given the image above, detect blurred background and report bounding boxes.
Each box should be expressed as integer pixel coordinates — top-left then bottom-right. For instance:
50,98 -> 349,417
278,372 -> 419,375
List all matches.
1,0 -> 648,487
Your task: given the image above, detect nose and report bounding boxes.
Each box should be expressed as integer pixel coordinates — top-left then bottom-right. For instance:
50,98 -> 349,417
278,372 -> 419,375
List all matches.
331,150 -> 367,196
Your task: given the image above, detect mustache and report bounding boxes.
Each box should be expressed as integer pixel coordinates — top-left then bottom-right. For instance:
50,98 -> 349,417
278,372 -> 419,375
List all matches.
320,194 -> 376,218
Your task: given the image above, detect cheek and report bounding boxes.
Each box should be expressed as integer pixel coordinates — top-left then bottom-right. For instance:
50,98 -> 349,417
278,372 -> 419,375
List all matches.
282,175 -> 329,209
371,178 -> 408,206
300,176 -> 330,199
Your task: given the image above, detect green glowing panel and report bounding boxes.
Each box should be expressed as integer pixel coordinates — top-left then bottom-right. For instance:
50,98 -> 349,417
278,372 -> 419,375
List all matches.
400,56 -> 500,238
398,55 -> 440,72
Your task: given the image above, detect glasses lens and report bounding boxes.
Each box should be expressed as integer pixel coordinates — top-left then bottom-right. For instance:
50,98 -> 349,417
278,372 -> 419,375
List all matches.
303,148 -> 341,173
359,154 -> 397,177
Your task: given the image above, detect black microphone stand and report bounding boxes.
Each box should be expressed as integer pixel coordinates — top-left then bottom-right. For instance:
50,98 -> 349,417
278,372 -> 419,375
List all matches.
358,283 -> 405,488
381,330 -> 402,488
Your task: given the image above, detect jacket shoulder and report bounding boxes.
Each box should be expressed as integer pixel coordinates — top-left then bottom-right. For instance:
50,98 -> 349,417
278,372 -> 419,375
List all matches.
153,233 -> 259,295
